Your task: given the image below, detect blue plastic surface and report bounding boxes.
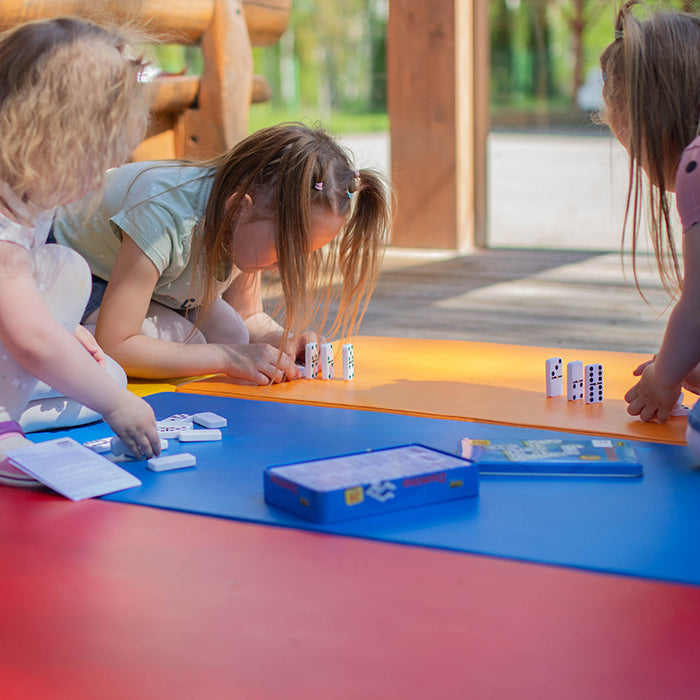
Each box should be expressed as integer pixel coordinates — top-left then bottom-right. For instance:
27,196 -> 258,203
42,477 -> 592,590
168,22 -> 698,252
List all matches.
36,393 -> 700,585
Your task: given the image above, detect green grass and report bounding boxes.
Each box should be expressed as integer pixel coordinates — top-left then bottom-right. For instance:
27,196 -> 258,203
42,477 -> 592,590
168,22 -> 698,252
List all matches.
247,104 -> 389,135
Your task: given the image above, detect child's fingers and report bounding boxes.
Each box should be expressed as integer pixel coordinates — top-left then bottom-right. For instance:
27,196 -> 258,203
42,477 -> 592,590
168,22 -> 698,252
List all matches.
632,357 -> 655,376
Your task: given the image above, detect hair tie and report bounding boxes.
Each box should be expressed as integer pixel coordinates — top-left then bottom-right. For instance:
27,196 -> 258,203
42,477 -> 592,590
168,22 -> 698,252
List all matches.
614,29 -> 624,40
346,190 -> 354,200
314,182 -> 323,191
353,169 -> 360,178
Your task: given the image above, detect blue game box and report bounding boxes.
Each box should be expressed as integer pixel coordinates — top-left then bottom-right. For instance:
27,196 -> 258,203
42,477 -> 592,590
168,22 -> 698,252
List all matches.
263,444 -> 479,523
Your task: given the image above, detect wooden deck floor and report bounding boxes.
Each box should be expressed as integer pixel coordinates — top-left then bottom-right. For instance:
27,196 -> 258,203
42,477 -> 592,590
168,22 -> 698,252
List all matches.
355,247 -> 671,354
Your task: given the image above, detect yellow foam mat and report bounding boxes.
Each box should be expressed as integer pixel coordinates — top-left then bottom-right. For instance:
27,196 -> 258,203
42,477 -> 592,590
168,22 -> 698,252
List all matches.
176,336 -> 690,444
128,376 -> 204,397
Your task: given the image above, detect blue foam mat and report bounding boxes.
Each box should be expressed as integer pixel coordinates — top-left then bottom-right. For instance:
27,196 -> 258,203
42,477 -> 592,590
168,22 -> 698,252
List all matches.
35,393 -> 700,585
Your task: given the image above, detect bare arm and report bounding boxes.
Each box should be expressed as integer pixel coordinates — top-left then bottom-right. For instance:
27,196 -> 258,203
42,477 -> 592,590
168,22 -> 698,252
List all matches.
222,271 -> 283,344
96,236 -> 297,383
625,223 -> 700,421
0,242 -> 159,456
222,272 -> 320,362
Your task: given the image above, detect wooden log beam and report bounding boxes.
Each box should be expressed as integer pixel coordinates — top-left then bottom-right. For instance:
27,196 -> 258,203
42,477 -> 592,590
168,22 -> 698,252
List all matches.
181,0 -> 253,159
388,0 -> 490,250
0,0 -> 291,46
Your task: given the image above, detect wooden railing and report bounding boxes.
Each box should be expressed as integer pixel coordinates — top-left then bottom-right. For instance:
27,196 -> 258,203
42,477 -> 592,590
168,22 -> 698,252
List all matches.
0,0 -> 292,159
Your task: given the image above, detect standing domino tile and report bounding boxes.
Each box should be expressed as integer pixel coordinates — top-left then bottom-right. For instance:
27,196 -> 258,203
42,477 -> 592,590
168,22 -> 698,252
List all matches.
177,428 -> 222,442
584,363 -> 604,404
193,412 -> 227,429
305,342 -> 319,379
320,342 -> 334,380
147,453 -> 197,472
545,357 -> 563,397
342,343 -> 354,381
566,361 -> 584,401
111,437 -> 168,458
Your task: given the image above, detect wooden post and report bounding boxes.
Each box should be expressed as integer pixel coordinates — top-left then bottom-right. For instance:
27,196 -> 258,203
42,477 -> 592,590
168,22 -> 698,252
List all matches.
388,0 -> 490,250
181,0 -> 253,159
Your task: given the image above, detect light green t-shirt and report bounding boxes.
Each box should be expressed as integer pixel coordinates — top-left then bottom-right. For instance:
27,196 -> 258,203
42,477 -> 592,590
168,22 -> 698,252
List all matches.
53,161 -> 224,310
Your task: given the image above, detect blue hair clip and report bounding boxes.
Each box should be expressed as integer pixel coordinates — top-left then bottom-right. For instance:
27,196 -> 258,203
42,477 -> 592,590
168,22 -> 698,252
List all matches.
346,190 -> 354,200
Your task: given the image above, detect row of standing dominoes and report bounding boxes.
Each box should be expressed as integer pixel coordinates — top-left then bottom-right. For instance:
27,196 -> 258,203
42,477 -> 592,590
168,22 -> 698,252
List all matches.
546,357 -> 603,404
305,342 -> 354,381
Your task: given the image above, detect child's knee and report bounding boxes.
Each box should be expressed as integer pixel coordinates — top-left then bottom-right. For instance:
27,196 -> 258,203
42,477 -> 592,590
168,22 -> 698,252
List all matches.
32,244 -> 91,308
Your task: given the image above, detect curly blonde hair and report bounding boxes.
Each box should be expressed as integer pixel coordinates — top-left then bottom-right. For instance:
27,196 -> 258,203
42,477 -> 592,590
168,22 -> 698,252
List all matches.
0,16 -> 151,215
600,1 -> 700,295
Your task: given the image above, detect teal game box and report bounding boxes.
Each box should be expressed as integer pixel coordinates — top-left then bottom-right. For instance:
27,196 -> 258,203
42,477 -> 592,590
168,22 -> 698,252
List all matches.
264,444 -> 479,523
461,437 -> 643,477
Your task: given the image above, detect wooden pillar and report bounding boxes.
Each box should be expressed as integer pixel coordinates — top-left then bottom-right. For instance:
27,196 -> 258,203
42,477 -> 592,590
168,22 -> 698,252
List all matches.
388,0 -> 490,250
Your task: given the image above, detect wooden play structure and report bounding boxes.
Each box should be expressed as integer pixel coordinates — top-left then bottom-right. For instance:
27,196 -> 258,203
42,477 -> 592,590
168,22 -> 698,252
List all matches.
0,0 -> 292,160
388,0 -> 490,250
0,0 -> 490,250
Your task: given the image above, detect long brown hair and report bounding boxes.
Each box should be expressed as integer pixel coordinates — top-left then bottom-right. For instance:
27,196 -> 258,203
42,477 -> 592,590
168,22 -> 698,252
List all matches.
600,1 -> 700,296
194,123 -> 392,345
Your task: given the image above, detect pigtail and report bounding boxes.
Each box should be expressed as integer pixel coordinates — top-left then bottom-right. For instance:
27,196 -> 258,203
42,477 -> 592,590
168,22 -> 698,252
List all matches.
331,169 -> 391,341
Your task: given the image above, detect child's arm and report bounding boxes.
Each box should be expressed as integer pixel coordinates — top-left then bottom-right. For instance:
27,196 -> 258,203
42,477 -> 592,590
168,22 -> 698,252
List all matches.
95,236 -> 299,383
222,272 -> 321,360
625,224 -> 700,421
0,242 -> 160,457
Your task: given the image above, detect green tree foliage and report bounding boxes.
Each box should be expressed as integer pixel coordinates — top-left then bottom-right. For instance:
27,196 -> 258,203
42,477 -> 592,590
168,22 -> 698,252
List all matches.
253,0 -> 387,117
492,0 -> 700,109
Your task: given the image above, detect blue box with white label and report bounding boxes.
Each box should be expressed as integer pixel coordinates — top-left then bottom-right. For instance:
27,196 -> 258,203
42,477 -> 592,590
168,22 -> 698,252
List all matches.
263,444 -> 479,523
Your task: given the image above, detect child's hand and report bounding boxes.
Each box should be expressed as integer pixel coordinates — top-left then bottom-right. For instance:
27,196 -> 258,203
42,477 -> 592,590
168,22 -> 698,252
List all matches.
102,393 -> 161,459
632,356 -> 656,377
624,362 -> 681,423
286,330 -> 326,361
682,363 -> 700,396
74,325 -> 107,368
218,343 -> 302,384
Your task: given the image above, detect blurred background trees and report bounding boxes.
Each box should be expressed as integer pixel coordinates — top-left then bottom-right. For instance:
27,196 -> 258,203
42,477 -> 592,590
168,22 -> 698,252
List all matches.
151,0 -> 699,133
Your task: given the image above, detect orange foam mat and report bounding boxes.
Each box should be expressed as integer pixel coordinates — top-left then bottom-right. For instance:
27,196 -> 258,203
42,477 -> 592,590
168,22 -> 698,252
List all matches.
178,336 -> 690,444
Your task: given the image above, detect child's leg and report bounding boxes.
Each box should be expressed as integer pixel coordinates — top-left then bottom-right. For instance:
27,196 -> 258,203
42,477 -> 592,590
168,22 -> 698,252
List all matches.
188,297 -> 250,345
0,244 -> 91,486
19,355 -> 126,433
85,300 -> 207,344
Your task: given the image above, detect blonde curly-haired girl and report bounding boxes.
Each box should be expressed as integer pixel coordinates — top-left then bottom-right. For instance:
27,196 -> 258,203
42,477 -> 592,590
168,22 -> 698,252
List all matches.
0,17 -> 161,486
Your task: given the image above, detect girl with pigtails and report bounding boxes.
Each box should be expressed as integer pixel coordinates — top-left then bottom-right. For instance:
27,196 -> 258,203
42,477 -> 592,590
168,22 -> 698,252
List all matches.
599,2 -> 700,426
53,123 -> 392,384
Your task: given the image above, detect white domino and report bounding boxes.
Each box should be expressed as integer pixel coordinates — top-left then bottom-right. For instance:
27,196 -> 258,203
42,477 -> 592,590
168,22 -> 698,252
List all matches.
193,412 -> 227,429
305,342 -> 319,379
177,428 -> 222,442
156,424 -> 186,438
147,453 -> 197,472
545,357 -> 563,397
342,343 -> 354,381
320,342 -> 334,380
83,437 -> 113,453
156,414 -> 193,436
111,437 -> 168,458
584,363 -> 604,404
566,361 -> 584,401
